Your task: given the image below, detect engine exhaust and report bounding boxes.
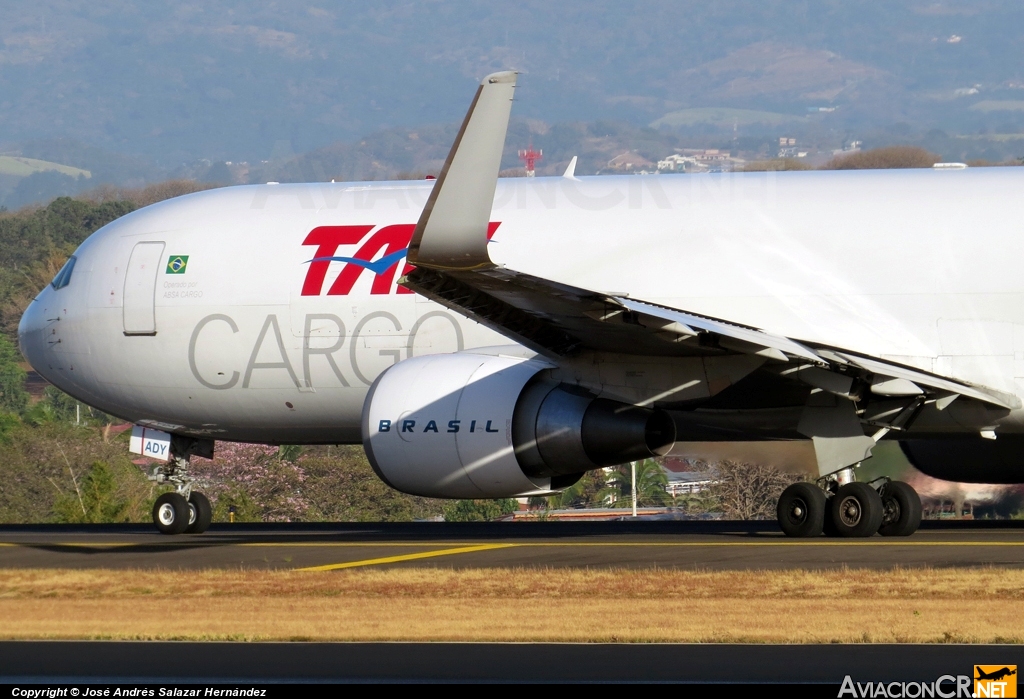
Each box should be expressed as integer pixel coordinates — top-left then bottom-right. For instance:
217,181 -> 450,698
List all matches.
512,381 -> 676,478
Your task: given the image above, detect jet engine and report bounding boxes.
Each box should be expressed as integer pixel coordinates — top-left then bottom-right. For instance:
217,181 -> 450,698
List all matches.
900,437 -> 1024,484
362,351 -> 676,498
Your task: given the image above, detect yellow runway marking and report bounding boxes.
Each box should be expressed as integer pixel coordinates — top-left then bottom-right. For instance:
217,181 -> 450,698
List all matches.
296,544 -> 516,572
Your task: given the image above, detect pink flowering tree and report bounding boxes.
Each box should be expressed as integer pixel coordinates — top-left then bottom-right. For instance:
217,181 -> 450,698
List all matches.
189,442 -> 309,522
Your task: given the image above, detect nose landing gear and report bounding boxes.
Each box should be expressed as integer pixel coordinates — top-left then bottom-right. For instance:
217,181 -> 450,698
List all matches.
153,492 -> 190,535
185,492 -> 213,534
150,488 -> 213,535
147,436 -> 214,535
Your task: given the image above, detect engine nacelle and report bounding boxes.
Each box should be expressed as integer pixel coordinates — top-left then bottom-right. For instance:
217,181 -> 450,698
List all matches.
901,437 -> 1024,484
362,352 -> 676,498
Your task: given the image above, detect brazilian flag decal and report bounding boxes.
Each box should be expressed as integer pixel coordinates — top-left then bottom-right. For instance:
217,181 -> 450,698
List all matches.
166,255 -> 189,274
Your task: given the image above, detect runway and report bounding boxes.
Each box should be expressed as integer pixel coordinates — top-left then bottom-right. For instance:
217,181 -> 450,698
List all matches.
1,521 -> 1022,570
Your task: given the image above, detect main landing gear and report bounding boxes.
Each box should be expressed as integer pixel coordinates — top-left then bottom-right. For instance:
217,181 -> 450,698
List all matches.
777,474 -> 922,538
148,437 -> 214,535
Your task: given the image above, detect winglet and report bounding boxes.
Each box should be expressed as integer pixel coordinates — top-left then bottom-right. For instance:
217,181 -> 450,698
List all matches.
407,71 -> 517,270
563,156 -> 578,179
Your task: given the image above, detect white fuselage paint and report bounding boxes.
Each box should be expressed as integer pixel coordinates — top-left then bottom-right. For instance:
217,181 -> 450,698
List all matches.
18,168 -> 1024,443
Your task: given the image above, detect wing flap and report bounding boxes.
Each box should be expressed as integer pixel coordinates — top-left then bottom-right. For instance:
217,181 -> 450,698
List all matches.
614,297 -> 822,363
834,351 -> 1021,410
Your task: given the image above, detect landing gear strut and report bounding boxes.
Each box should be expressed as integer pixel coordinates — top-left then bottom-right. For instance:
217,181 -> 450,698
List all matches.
148,436 -> 214,535
777,475 -> 922,538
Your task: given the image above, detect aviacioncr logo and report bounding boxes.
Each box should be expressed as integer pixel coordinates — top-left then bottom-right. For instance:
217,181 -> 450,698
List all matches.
300,222 -> 501,296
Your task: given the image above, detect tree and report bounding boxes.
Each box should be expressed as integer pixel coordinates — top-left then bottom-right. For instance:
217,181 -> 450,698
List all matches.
297,445 -> 444,522
0,420 -> 154,523
740,158 -> 812,172
27,386 -> 77,424
673,489 -> 719,516
442,498 -> 519,522
209,487 -> 262,523
0,334 -> 28,414
534,470 -> 608,510
599,459 -> 670,507
189,442 -> 309,522
278,444 -> 304,462
52,460 -> 136,523
705,461 -> 800,520
22,386 -> 117,427
0,411 -> 20,444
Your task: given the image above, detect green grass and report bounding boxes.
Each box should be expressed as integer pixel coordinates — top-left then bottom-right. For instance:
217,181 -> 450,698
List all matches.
0,156 -> 91,179
650,107 -> 804,128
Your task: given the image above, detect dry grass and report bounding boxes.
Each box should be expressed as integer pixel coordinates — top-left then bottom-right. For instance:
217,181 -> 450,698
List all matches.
1,567 -> 1021,643
822,146 -> 939,170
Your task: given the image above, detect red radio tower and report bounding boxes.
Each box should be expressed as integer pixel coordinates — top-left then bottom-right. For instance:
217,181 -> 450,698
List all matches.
518,146 -> 543,177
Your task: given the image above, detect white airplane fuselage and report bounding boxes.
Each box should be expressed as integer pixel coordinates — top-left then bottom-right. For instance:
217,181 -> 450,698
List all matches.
18,167 -> 1024,444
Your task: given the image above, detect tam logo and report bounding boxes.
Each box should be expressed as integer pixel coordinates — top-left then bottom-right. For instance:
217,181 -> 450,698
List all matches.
301,222 -> 501,296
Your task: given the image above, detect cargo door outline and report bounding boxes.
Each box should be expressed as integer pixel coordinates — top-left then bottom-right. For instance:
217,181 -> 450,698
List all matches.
123,241 -> 165,336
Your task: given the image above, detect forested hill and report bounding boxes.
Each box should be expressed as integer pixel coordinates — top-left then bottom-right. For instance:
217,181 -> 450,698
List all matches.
4,1 -> 1024,165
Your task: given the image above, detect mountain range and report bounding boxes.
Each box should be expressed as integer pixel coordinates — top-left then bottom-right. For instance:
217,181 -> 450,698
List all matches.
3,1 -> 1024,206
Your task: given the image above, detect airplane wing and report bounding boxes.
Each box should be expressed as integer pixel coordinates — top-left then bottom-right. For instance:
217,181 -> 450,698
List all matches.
403,70 -> 1020,413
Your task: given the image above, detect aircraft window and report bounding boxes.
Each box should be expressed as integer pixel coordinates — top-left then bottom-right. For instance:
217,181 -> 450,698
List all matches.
50,256 -> 77,290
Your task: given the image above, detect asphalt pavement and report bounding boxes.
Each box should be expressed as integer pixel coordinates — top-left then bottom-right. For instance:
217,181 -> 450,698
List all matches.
0,641 -> 1020,683
1,520 -> 1022,570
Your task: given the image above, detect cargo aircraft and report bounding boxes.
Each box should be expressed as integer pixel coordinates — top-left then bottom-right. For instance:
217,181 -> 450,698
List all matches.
19,72 -> 1024,536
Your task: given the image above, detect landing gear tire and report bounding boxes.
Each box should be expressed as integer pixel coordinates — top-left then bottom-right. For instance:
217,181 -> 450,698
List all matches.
830,482 -> 884,538
153,492 -> 190,535
777,482 -> 826,537
878,481 -> 922,537
186,492 -> 213,534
